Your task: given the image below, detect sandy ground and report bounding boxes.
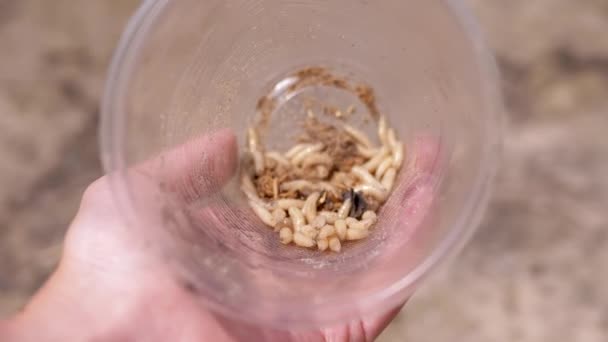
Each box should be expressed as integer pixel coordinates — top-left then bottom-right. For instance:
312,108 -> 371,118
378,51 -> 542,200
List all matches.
0,1 -> 606,341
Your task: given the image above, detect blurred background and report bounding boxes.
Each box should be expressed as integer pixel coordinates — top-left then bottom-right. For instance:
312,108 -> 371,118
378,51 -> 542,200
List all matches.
0,1 -> 606,341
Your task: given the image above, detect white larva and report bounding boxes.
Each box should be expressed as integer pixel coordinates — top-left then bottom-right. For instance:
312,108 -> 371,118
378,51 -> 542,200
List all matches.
362,219 -> 376,230
352,166 -> 385,190
346,228 -> 369,240
266,151 -> 290,168
334,219 -> 347,241
282,217 -> 293,228
345,217 -> 367,230
330,172 -> 356,189
301,153 -> 332,168
318,211 -> 338,224
247,127 -> 260,152
329,236 -> 342,252
279,227 -> 293,244
354,184 -> 388,201
300,225 -> 319,239
273,178 -> 279,199
252,150 -> 265,175
303,192 -> 321,223
317,182 -> 340,197
387,128 -> 398,150
363,146 -> 389,172
362,210 -> 377,222
312,215 -> 327,229
240,173 -> 259,202
281,180 -> 314,192
318,225 -> 336,239
357,145 -> 378,159
375,156 -> 393,179
317,238 -> 329,251
392,143 -> 404,168
381,167 -> 397,191
272,208 -> 287,225
276,199 -> 305,210
343,124 -> 373,148
250,200 -> 275,227
361,209 -> 377,230
378,116 -> 388,146
294,232 -> 315,248
288,207 -> 306,231
337,198 -> 352,219
315,165 -> 329,179
281,180 -> 338,196
275,217 -> 293,233
291,143 -> 324,165
285,143 -> 311,159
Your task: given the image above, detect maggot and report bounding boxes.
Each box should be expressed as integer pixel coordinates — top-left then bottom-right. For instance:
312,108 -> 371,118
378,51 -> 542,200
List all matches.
266,151 -> 290,168
294,232 -> 315,248
272,208 -> 287,225
291,143 -> 324,165
252,150 -> 265,175
317,238 -> 329,251
392,143 -> 404,168
329,236 -> 342,252
318,225 -> 336,239
281,180 -> 315,193
275,199 -> 305,210
301,152 -> 333,168
279,227 -> 293,244
334,219 -> 347,241
343,124 -> 372,148
363,146 -> 389,172
346,228 -> 369,240
337,198 -> 352,219
285,143 -> 311,159
378,116 -> 388,146
381,167 -> 397,191
249,200 -> 275,227
352,166 -> 385,191
318,211 -> 338,224
375,156 -> 393,179
300,225 -> 319,239
387,128 -> 398,150
345,217 -> 367,230
241,173 -> 258,200
247,127 -> 260,152
288,206 -> 306,231
303,192 -> 321,223
357,145 -> 379,159
354,184 -> 388,201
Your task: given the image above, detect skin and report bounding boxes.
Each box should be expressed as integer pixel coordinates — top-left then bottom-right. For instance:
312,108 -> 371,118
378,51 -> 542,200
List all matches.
0,130 -> 438,342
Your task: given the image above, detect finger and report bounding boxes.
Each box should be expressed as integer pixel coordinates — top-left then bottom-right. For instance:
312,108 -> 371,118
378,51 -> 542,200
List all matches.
343,137 -> 440,339
320,301 -> 406,342
361,301 -> 407,341
411,134 -> 443,175
379,134 -> 442,248
135,128 -> 238,201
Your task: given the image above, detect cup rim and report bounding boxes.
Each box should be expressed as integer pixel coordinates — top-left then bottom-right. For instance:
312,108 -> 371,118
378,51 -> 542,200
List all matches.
101,0 -> 503,328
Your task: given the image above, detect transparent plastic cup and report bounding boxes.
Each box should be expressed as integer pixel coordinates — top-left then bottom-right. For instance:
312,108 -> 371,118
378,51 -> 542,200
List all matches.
101,0 -> 502,329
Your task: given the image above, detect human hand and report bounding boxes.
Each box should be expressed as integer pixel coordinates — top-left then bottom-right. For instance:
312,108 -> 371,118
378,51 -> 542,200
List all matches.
0,131 -> 436,341
2,129 -> 437,342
